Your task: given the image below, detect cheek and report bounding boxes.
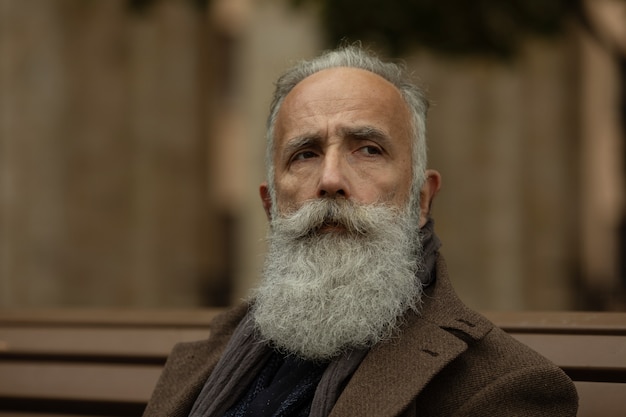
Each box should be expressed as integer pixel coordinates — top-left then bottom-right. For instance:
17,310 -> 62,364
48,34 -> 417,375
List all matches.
353,176 -> 402,206
275,177 -> 311,212
381,166 -> 413,206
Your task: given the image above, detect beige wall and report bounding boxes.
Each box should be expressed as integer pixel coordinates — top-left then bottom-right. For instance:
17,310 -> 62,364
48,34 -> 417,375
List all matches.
1,0 -> 212,307
408,39 -> 579,310
578,2 -> 626,309
1,0 -> 623,310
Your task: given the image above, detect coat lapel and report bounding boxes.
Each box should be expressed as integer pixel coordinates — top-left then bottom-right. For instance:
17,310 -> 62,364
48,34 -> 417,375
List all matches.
329,313 -> 468,417
329,255 -> 493,417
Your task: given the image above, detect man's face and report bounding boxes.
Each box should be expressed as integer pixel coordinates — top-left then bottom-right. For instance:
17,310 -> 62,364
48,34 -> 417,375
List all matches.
254,68 -> 427,360
271,67 -> 415,216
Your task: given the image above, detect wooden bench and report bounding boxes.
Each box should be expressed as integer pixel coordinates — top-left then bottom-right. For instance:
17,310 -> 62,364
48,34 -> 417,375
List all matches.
0,309 -> 222,417
483,311 -> 626,417
0,309 -> 624,416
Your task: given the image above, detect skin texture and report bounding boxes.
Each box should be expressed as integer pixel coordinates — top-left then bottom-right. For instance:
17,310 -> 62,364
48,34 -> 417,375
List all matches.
260,67 -> 441,226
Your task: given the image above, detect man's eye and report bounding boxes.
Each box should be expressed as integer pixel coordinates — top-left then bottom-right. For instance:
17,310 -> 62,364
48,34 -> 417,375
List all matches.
360,145 -> 382,156
293,151 -> 317,161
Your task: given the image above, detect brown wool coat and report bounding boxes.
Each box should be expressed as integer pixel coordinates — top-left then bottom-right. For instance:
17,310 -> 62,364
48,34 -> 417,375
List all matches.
143,256 -> 578,417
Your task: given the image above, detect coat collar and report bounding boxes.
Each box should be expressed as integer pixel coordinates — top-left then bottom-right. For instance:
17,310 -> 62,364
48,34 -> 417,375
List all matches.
329,255 -> 493,417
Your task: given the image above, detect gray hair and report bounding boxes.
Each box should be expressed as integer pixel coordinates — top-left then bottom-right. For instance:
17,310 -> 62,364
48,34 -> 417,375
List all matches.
265,45 -> 429,217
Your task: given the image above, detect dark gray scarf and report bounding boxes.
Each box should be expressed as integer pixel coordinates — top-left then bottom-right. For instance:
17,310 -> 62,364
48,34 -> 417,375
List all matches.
189,219 -> 441,417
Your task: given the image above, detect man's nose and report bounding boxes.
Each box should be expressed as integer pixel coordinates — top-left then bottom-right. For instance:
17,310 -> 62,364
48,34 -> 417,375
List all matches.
317,151 -> 350,199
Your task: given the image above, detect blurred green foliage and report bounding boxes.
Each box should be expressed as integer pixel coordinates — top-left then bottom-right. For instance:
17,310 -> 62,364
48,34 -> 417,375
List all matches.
126,0 -> 579,59
291,0 -> 579,58
128,0 -> 210,13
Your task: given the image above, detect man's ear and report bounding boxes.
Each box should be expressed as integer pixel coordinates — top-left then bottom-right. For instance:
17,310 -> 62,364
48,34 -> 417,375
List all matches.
260,182 -> 272,220
419,169 -> 442,227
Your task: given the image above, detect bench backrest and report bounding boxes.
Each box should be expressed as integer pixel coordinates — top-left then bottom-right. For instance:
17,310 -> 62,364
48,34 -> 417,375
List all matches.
0,309 -> 220,416
1,310 -> 625,416
484,311 -> 626,417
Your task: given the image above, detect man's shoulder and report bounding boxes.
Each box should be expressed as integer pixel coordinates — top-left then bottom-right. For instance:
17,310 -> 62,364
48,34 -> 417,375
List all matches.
424,255 -> 563,364
394,262 -> 578,415
408,322 -> 578,416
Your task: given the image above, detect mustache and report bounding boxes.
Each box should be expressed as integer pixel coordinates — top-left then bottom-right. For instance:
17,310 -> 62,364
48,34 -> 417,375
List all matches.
272,199 -> 401,239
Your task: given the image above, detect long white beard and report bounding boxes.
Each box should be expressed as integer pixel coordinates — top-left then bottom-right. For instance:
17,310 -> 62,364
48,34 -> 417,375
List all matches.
252,198 -> 424,361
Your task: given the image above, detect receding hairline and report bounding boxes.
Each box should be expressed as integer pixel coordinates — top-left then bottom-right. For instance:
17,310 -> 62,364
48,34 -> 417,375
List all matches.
273,65 -> 414,134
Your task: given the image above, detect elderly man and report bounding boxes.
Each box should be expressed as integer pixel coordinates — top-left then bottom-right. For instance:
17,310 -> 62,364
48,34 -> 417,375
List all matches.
143,46 -> 578,417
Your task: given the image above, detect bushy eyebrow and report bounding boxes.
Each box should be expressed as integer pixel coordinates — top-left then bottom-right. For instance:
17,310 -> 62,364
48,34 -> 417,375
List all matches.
281,125 -> 392,161
338,126 -> 392,146
282,134 -> 323,161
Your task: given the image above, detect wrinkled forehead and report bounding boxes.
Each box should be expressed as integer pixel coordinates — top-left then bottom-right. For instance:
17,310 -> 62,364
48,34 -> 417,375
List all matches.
281,67 -> 407,114
274,67 -> 412,143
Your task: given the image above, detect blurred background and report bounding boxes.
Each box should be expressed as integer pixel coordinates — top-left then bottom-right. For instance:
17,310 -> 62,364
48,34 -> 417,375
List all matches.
0,0 -> 624,311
